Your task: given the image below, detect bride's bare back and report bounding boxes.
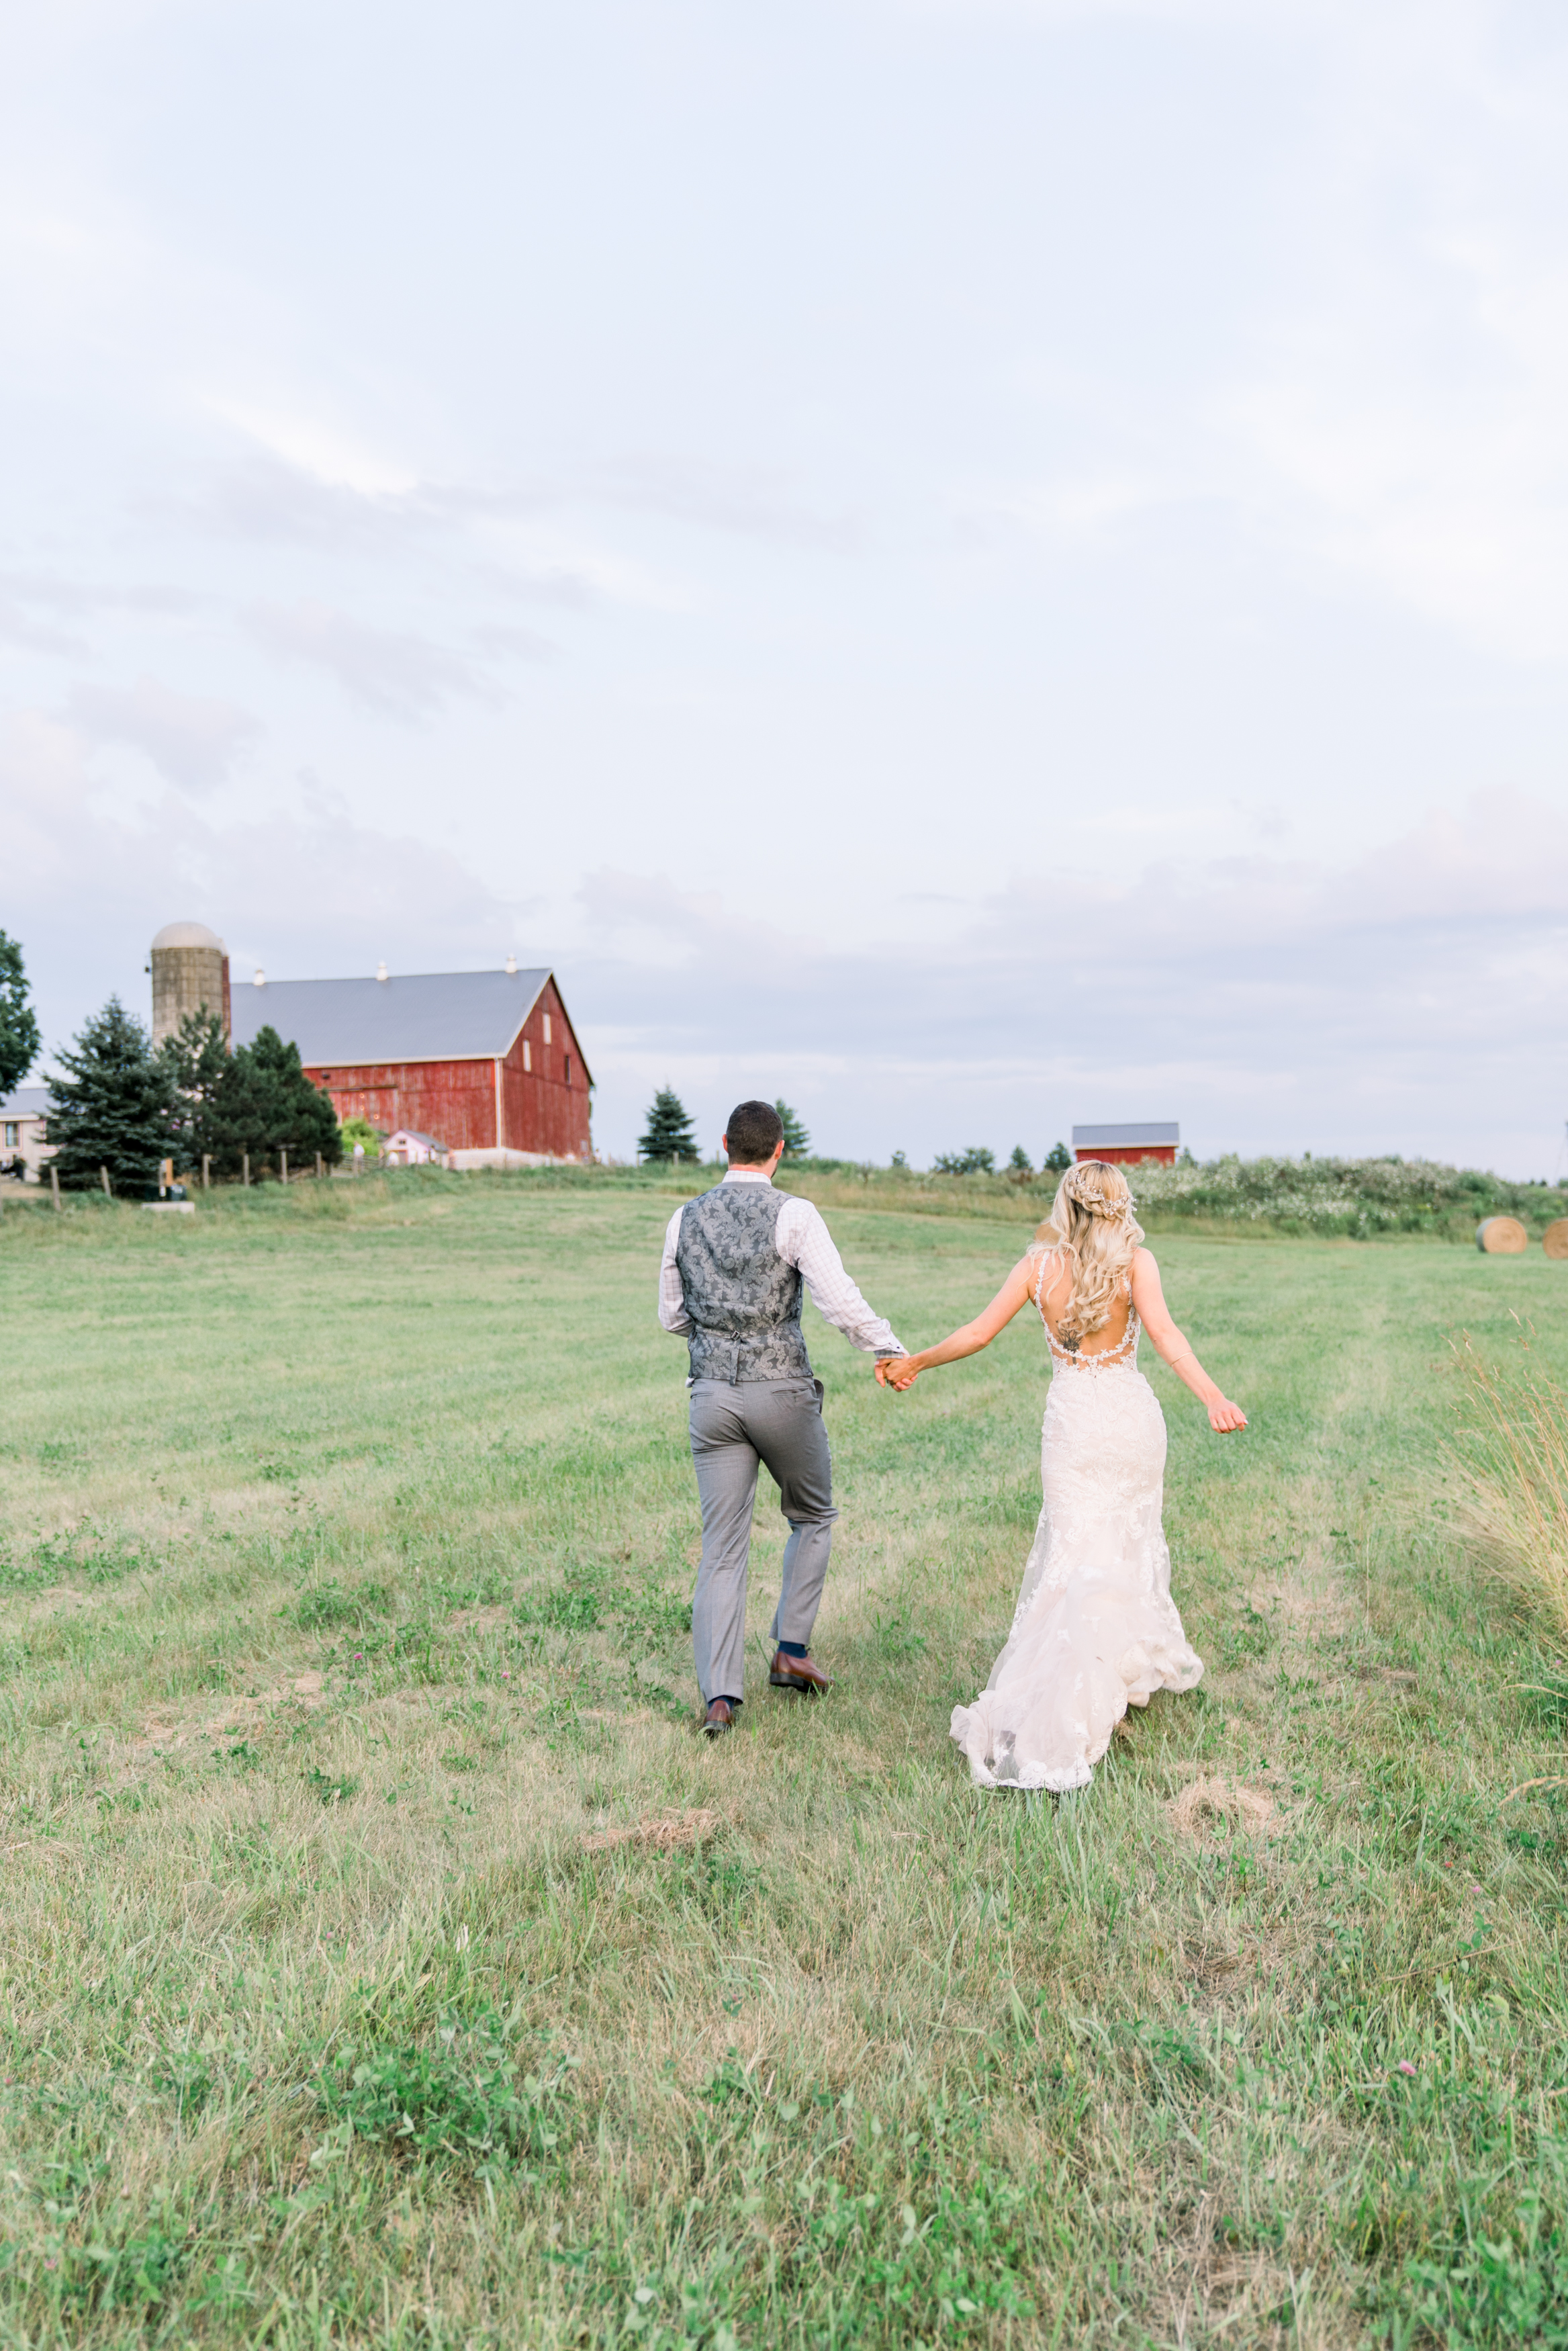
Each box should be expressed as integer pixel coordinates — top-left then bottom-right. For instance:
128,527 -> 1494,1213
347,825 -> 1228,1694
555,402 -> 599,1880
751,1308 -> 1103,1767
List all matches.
1033,1245 -> 1135,1359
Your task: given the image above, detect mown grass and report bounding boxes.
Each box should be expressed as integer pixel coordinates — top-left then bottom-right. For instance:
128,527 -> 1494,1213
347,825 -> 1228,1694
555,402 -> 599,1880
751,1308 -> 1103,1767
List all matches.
3,1171 -> 1568,2346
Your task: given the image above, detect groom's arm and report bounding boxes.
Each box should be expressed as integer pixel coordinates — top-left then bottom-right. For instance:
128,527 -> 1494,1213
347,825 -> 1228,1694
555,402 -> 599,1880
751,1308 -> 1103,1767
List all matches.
774,1197 -> 906,1357
657,1206 -> 692,1335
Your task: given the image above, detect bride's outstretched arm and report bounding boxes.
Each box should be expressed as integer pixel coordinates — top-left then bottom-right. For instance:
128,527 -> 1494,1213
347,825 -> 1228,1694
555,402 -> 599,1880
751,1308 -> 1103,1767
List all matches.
875,1255 -> 1037,1390
1129,1249 -> 1247,1434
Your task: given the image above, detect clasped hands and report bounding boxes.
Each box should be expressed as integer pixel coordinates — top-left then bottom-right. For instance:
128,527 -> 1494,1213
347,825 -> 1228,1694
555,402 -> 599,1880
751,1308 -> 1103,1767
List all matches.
878,1351 -> 1248,1433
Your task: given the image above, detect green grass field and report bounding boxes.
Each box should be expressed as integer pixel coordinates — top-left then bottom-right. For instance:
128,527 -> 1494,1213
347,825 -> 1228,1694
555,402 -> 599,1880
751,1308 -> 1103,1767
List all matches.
3,1174 -> 1568,2349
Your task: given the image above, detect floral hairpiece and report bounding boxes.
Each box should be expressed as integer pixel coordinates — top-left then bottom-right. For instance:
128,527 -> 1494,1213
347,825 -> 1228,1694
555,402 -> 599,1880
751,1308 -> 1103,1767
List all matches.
1066,1180 -> 1137,1220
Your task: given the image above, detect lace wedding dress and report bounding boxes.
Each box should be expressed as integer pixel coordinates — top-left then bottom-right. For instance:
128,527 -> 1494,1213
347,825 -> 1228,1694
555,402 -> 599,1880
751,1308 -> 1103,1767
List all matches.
950,1260 -> 1203,1793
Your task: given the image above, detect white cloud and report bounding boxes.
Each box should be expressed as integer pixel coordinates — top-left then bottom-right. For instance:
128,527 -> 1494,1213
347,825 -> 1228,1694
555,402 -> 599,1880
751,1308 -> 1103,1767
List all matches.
207,399 -> 419,497
1218,8 -> 1568,658
0,705 -> 524,1057
66,674 -> 259,792
246,602 -> 501,721
567,791 -> 1568,1167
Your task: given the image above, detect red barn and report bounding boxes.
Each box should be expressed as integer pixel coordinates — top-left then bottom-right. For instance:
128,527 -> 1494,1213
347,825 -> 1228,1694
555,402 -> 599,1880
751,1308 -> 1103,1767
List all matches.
230,963 -> 593,1161
1072,1122 -> 1179,1169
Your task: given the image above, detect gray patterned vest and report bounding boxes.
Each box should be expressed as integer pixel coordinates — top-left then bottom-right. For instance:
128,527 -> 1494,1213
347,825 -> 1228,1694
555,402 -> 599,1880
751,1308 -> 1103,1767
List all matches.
674,1182 -> 813,1384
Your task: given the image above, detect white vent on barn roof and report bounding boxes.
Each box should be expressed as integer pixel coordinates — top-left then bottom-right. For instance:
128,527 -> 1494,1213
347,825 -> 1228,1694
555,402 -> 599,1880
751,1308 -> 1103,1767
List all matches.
252,967 -> 265,986
505,952 -> 517,975
376,961 -> 388,983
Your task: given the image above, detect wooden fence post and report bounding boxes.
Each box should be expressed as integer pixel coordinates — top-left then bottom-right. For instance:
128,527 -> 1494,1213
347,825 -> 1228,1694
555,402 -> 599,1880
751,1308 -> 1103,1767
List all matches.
202,1155 -> 211,1192
242,1153 -> 250,1188
50,1165 -> 61,1212
316,1151 -> 324,1180
99,1165 -> 111,1198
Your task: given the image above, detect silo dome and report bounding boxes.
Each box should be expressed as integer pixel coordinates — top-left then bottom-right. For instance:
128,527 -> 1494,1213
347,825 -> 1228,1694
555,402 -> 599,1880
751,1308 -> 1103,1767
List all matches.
152,921 -> 228,954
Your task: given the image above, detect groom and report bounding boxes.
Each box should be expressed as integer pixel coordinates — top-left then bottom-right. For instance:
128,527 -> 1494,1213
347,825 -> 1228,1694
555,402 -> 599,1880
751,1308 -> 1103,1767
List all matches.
659,1100 -> 907,1736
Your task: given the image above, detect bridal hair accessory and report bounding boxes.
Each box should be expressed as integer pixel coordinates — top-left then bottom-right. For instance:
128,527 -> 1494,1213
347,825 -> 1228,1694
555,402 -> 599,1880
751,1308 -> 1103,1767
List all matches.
1065,1175 -> 1137,1220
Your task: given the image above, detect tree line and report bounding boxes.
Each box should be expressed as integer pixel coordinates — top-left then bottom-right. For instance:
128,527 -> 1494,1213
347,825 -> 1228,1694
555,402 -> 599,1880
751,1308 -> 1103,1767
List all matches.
1,930 -> 338,1195
48,1004 -> 340,1194
635,1087 -> 1074,1176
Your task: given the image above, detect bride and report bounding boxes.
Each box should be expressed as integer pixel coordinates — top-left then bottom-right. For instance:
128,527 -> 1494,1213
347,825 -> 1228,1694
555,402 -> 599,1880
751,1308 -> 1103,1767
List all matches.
877,1159 -> 1246,1793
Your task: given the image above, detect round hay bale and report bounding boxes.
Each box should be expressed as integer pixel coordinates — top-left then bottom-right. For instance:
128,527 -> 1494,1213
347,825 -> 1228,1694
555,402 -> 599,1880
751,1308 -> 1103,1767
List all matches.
1544,1219 -> 1568,1261
1477,1216 -> 1529,1255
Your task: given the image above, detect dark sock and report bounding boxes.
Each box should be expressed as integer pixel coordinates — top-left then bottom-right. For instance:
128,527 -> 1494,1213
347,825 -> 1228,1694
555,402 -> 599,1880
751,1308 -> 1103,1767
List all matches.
711,1695 -> 742,1708
776,1640 -> 808,1658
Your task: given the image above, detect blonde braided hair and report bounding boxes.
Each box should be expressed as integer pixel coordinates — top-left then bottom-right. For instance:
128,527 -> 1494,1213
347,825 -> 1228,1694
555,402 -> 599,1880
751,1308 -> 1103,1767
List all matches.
1031,1160 -> 1144,1347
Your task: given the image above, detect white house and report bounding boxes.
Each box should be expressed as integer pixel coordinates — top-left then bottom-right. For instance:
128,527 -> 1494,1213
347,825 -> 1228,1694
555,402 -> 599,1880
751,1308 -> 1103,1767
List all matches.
383,1128 -> 450,1167
0,1086 -> 52,1183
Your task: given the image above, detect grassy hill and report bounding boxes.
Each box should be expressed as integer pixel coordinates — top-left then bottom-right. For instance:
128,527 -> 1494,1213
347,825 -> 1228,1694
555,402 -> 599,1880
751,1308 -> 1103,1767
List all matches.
770,1153 -> 1568,1244
502,1150 -> 1568,1245
1,1174 -> 1567,2344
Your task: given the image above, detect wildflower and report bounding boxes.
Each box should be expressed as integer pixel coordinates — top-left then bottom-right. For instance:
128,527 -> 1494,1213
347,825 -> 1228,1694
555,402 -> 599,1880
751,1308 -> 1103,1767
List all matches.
1397,2060 -> 1417,2077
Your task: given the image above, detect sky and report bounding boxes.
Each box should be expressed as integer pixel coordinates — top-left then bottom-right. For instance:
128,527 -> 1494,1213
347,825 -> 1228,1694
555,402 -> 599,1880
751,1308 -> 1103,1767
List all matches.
5,0 -> 1568,1172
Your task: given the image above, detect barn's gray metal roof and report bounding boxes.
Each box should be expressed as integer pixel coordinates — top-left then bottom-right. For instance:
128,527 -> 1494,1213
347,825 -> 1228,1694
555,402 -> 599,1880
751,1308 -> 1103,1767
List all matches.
1071,1122 -> 1180,1148
230,967 -> 559,1068
0,1086 -> 50,1118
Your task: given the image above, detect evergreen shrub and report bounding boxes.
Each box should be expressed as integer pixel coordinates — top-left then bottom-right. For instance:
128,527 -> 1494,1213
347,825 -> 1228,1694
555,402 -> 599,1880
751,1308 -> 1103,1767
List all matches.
46,997 -> 179,1195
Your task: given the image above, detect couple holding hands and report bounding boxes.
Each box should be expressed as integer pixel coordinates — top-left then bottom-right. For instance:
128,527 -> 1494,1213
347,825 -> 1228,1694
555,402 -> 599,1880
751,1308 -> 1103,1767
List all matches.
658,1101 -> 1246,1791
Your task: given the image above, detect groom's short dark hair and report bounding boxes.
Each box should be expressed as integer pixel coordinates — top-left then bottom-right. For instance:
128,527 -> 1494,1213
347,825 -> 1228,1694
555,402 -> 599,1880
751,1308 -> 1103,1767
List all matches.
725,1100 -> 784,1164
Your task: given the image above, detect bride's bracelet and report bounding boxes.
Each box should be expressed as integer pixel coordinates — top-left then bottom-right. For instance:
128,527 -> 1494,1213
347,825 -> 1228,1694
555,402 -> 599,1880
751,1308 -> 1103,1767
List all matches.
1167,1350 -> 1195,1372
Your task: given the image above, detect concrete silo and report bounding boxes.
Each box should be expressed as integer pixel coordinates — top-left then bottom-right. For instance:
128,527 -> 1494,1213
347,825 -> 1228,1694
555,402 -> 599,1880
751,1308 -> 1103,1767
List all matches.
150,922 -> 231,1048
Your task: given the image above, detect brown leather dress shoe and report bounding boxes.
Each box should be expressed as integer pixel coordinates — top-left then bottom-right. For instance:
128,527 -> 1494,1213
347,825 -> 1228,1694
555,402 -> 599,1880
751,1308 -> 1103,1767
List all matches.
768,1650 -> 833,1696
702,1697 -> 738,1736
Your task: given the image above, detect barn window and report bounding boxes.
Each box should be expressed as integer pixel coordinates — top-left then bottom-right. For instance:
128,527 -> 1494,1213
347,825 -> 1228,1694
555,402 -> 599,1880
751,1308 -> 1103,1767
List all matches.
3,1122 -> 16,1147
523,1040 -> 532,1073
543,1013 -> 552,1045
564,1055 -> 572,1085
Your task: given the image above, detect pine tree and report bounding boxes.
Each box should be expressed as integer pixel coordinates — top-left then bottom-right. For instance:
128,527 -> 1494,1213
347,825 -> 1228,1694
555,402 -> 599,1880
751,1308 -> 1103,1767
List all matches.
158,1008 -> 231,1169
1009,1145 -> 1033,1173
774,1100 -> 810,1158
639,1085 -> 698,1163
214,1026 -> 342,1176
1044,1141 -> 1072,1173
46,997 -> 180,1194
156,1014 -> 341,1176
0,928 -> 41,1098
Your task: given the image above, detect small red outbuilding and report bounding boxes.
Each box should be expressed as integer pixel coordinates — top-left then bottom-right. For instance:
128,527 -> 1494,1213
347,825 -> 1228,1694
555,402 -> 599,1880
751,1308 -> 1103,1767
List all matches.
230,964 -> 593,1160
1071,1122 -> 1179,1169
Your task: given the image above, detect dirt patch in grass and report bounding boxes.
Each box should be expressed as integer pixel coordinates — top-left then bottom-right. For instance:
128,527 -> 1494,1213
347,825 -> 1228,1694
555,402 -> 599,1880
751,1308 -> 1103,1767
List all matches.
582,1807 -> 721,1853
1166,1775 -> 1277,1843
444,1604 -> 512,1634
134,1672 -> 327,1754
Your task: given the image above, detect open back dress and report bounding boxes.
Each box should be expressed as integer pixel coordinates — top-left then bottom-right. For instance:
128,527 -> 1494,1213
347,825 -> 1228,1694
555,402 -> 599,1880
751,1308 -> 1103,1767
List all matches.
949,1251 -> 1204,1791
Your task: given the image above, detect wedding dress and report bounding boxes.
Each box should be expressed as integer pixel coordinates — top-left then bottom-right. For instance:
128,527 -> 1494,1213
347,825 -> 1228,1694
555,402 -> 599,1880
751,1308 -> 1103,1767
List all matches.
950,1257 -> 1203,1793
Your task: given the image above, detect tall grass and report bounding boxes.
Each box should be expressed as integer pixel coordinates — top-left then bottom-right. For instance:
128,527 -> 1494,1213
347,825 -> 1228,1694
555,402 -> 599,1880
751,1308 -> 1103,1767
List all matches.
1451,1328 -> 1568,1654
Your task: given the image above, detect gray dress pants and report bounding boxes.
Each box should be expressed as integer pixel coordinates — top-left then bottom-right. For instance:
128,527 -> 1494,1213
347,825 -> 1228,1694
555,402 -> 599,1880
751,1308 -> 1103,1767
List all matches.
688,1376 -> 838,1703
